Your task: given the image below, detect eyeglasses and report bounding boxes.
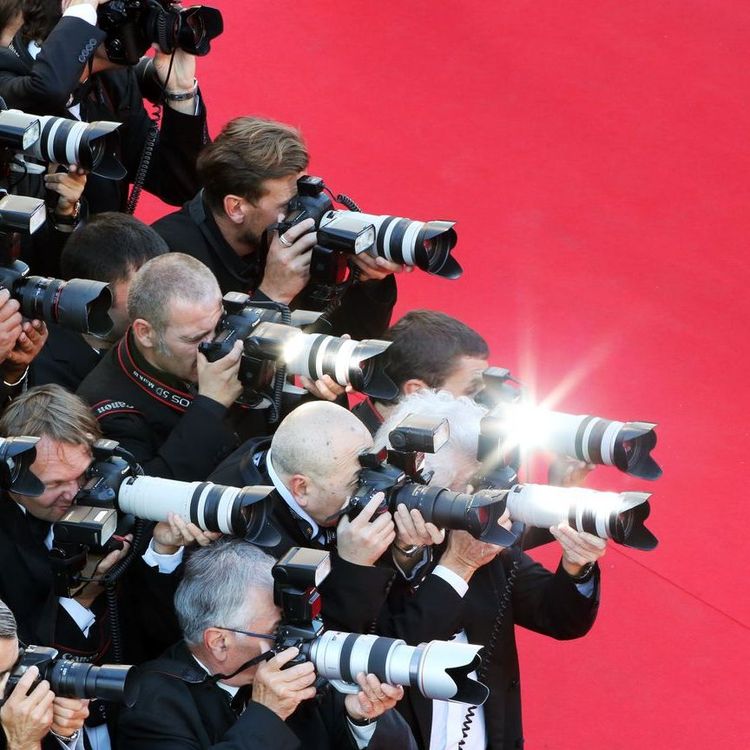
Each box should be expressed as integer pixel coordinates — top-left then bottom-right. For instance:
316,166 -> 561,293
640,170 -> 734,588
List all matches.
217,626 -> 277,641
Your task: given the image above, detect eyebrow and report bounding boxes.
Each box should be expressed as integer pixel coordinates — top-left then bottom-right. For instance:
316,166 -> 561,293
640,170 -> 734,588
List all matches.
179,329 -> 215,343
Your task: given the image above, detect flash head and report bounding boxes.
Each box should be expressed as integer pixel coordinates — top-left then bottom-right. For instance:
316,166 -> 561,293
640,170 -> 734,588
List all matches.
388,414 -> 450,454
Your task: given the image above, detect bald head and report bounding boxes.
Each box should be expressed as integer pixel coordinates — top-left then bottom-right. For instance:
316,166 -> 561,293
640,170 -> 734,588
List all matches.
271,401 -> 372,483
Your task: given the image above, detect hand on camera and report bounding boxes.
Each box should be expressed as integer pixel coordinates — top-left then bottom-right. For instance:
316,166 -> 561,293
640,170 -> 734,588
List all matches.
197,339 -> 244,408
1,320 -> 48,384
439,511 -> 512,582
344,673 -> 403,723
44,163 -> 86,220
258,218 -> 317,304
251,647 -> 317,721
74,534 -> 133,610
393,505 -> 445,552
0,290 -> 23,364
350,252 -> 411,282
549,523 -> 607,577
0,666 -> 54,750
152,512 -> 221,555
299,374 -> 350,402
336,494 -> 396,567
547,458 -> 595,488
50,696 -> 89,740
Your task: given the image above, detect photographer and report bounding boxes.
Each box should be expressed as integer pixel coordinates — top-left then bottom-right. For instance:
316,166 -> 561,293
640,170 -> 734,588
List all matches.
352,310 -> 490,435
0,0 -> 208,216
0,599 -> 89,750
118,538 -> 416,750
372,390 -> 605,750
152,116 -> 402,340
210,400 -> 439,633
30,212 -> 168,392
77,253 -> 245,481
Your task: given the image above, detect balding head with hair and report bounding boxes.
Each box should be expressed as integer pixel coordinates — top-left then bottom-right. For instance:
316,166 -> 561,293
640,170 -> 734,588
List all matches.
127,253 -> 224,383
128,253 -> 220,335
271,401 -> 373,526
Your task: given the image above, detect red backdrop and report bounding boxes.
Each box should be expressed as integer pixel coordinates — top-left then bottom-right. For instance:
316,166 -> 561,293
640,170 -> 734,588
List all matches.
138,2 -> 750,746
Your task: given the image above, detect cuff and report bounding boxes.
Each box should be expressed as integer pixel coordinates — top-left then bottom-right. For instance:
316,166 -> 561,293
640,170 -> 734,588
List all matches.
142,538 -> 184,573
348,718 -> 378,749
63,5 -> 98,26
574,577 -> 597,598
432,564 -> 469,597
58,597 -> 96,637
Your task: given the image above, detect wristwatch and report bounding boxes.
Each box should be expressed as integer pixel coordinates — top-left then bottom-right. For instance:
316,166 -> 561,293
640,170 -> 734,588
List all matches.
50,729 -> 80,743
393,543 -> 424,557
569,562 -> 596,583
348,714 -> 375,726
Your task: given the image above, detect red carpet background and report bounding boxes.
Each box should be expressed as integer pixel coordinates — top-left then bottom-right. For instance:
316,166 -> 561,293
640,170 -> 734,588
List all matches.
137,2 -> 750,747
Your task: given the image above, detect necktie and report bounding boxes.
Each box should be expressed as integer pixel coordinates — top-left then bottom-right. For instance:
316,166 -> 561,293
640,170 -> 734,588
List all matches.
229,685 -> 252,716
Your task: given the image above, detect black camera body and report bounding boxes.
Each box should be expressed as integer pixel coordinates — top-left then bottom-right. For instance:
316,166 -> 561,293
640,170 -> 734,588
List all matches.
276,175 -> 461,292
198,294 -> 288,406
0,645 -> 138,707
98,0 -> 223,65
271,548 -> 329,667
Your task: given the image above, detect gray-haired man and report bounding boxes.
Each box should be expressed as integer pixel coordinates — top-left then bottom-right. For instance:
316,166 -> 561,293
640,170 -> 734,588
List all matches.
117,539 -> 417,750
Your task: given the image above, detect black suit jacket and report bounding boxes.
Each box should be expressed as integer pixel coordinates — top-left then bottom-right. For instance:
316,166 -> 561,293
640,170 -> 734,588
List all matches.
376,547 -> 600,750
153,192 -> 398,340
117,640 -> 417,750
0,494 -> 179,665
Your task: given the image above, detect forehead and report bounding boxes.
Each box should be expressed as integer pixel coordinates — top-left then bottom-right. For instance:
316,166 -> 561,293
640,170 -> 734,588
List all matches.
259,173 -> 305,205
165,297 -> 223,334
32,436 -> 91,476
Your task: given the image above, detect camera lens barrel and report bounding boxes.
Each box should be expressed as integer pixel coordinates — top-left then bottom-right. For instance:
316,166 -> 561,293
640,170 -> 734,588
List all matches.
13,276 -> 113,337
258,321 -> 398,401
49,661 -> 136,704
504,483 -> 658,550
307,631 -> 489,705
117,476 -> 274,542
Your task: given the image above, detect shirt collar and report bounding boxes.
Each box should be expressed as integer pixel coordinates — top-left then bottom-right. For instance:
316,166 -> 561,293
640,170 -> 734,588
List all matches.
191,655 -> 239,698
265,449 -> 320,540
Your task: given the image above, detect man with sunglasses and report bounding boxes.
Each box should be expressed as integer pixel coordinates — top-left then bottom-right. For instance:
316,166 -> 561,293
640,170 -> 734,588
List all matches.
118,539 -> 416,750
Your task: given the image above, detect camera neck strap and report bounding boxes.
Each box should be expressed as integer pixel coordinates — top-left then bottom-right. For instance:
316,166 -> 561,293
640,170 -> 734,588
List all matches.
116,331 -> 196,414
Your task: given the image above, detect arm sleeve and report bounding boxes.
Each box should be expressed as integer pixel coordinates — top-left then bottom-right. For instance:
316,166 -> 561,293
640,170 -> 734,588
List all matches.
326,277 -> 398,339
509,552 -> 600,640
0,17 -> 106,112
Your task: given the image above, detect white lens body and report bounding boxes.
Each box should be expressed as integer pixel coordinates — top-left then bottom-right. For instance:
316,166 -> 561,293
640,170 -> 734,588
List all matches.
309,631 -> 483,702
118,476 -> 244,534
506,483 -> 632,539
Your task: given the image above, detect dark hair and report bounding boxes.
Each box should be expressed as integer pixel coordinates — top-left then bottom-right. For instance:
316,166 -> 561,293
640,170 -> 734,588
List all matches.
0,598 -> 17,640
60,213 -> 169,284
21,0 -> 60,44
382,310 -> 489,398
197,116 -> 309,213
0,0 -> 22,34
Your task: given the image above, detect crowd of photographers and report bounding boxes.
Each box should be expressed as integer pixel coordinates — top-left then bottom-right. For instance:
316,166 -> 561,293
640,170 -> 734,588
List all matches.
0,3 -> 661,750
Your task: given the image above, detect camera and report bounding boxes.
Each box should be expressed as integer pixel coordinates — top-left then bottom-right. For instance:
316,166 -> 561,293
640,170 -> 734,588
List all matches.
0,106 -> 125,180
482,483 -> 658,551
199,293 -> 398,405
338,415 -> 516,546
0,436 -> 44,496
271,548 -> 490,705
53,439 -> 280,549
98,0 -> 224,66
276,175 -> 462,287
0,645 -> 139,707
478,403 -> 662,481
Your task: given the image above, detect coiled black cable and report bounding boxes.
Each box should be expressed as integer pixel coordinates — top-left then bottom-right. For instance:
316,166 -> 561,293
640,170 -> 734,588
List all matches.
457,556 -> 519,749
